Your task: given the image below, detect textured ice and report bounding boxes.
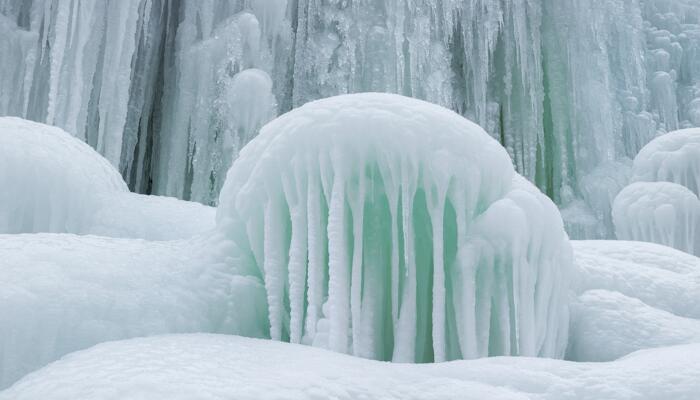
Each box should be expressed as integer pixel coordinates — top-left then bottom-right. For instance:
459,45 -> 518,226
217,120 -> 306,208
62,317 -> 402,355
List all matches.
569,240 -> 700,361
0,233 -> 266,389
612,182 -> 700,256
2,334 -> 700,400
217,93 -> 572,362
0,117 -> 215,239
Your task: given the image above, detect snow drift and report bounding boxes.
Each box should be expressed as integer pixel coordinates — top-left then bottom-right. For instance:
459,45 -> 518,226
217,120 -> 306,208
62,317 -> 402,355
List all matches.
217,93 -> 573,362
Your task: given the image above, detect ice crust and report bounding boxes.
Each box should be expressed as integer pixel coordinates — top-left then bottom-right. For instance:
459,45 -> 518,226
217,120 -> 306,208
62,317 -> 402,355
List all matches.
217,93 -> 573,362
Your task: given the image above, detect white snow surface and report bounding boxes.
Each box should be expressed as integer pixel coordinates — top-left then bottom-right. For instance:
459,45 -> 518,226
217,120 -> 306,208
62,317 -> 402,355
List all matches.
0,117 -> 215,240
2,334 -> 700,400
0,233 -> 267,389
569,240 -> 700,361
217,93 -> 573,362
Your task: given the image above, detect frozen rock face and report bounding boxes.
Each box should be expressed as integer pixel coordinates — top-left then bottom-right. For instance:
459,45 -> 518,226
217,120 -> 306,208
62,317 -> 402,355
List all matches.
2,0 -> 699,239
0,117 -> 215,240
217,93 -> 573,362
612,182 -> 700,256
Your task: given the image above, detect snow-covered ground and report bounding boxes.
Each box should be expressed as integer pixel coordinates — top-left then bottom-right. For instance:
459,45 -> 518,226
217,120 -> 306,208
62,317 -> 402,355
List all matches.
3,334 -> 700,400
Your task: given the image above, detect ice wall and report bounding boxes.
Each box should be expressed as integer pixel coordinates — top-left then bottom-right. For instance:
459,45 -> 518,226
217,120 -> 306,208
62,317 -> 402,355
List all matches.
1,0 -> 700,238
217,93 -> 572,362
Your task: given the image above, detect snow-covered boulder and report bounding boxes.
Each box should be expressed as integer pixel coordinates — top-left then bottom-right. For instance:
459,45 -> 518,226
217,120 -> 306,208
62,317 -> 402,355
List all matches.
612,182 -> 700,255
217,93 -> 573,362
0,117 -> 215,239
0,233 -> 266,389
2,334 -> 700,400
569,240 -> 700,361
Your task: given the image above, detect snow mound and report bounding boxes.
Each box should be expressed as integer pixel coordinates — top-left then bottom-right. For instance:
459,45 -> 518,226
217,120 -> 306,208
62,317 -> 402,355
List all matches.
569,240 -> 700,361
632,128 -> 700,195
217,93 -> 572,362
3,334 -> 700,400
0,117 -> 127,233
612,182 -> 700,255
0,234 -> 267,389
0,117 -> 215,239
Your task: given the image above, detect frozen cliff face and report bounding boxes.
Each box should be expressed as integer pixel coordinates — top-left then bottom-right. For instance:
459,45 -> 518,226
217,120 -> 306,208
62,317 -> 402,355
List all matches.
1,0 -> 699,238
217,93 -> 573,362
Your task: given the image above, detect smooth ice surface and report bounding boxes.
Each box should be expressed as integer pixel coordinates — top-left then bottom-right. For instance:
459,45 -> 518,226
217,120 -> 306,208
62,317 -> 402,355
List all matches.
2,334 -> 700,400
0,117 -> 215,240
569,240 -> 700,361
612,182 -> 700,255
2,0 -> 699,238
0,233 -> 266,389
218,93 -> 572,362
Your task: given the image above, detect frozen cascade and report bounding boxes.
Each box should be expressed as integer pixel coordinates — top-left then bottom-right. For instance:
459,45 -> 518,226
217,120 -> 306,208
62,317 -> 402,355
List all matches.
1,0 -> 700,239
217,93 -> 573,362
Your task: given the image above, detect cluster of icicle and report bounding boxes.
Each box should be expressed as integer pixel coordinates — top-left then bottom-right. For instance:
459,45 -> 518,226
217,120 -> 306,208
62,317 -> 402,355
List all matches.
613,128 -> 700,256
217,94 -> 572,362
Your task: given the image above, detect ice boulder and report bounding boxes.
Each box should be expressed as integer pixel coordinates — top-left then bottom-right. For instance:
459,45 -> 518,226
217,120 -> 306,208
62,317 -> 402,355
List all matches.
612,181 -> 700,255
217,93 -> 573,362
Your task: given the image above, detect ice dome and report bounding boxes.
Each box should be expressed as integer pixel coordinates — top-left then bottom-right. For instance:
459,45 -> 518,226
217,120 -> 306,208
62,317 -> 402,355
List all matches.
632,128 -> 700,195
0,117 -> 127,234
217,93 -> 573,362
612,181 -> 700,256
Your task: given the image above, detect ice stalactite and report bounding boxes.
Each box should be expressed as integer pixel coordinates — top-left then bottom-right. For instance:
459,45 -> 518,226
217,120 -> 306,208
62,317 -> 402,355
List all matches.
217,93 -> 573,362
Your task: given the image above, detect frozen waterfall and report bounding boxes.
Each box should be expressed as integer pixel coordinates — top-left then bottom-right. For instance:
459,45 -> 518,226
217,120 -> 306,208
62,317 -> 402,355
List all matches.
1,0 -> 700,239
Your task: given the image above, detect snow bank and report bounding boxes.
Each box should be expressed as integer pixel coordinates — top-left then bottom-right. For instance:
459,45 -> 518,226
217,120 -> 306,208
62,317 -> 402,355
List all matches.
0,117 -> 215,239
612,182 -> 700,255
569,240 -> 700,361
0,234 -> 267,389
217,93 -> 573,362
2,334 -> 699,400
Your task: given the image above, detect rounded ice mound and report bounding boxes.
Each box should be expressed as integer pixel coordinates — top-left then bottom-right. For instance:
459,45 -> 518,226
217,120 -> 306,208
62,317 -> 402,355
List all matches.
217,93 -> 573,362
0,117 -> 127,233
612,181 -> 700,255
632,128 -> 700,195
